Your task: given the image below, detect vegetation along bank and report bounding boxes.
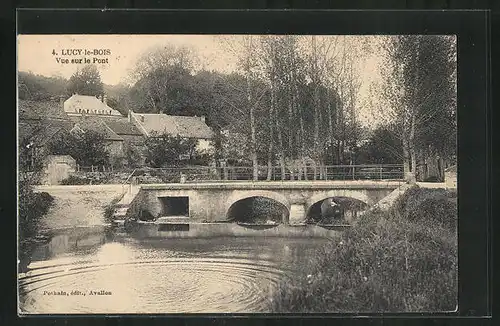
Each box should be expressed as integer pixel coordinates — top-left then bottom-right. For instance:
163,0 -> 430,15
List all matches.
269,186 -> 457,312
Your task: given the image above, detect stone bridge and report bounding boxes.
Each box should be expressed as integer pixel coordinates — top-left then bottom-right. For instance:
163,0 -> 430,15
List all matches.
134,180 -> 403,224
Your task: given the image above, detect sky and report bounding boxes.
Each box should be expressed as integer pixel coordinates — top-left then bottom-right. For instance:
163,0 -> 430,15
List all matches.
17,34 -> 386,127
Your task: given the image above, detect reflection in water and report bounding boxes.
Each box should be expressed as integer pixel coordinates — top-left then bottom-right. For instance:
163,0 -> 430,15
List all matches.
19,228 -> 329,314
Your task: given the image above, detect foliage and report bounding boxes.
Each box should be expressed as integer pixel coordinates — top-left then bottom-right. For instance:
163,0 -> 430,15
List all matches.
66,64 -> 104,97
124,142 -> 145,168
103,196 -> 124,224
129,45 -> 199,114
18,71 -> 67,101
379,35 -> 457,175
393,186 -> 457,230
127,38 -> 367,177
269,188 -> 457,312
59,175 -> 90,185
18,139 -> 45,173
47,129 -> 110,166
18,177 -> 54,271
144,132 -> 197,168
356,125 -> 403,164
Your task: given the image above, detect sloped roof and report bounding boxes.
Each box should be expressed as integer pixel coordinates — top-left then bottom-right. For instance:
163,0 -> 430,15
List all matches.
64,94 -> 123,116
101,117 -> 143,136
18,100 -> 69,120
131,112 -> 214,139
72,116 -> 124,141
18,120 -> 72,147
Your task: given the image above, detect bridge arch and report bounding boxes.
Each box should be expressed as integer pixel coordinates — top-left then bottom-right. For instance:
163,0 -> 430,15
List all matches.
225,190 -> 291,223
305,190 -> 371,219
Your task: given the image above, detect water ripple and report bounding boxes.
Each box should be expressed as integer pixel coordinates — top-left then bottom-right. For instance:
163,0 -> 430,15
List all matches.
19,257 -> 290,314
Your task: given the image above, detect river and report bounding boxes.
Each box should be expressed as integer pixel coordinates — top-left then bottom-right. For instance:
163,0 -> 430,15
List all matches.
18,227 -> 331,314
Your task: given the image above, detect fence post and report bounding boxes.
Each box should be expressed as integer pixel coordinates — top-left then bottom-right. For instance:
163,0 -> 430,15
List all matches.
91,165 -> 94,172
352,166 -> 355,180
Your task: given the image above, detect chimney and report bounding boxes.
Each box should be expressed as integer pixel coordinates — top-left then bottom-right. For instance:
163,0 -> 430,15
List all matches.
103,94 -> 107,106
128,110 -> 132,122
140,115 -> 144,122
100,94 -> 104,103
59,95 -> 64,109
200,115 -> 206,123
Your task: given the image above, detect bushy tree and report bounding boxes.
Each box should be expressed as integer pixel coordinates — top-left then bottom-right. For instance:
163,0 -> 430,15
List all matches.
356,126 -> 403,164
47,129 -> 110,166
144,132 -> 197,167
66,64 -> 104,97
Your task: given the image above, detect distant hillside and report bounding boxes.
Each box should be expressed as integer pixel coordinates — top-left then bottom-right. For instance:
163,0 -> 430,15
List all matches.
18,71 -> 67,101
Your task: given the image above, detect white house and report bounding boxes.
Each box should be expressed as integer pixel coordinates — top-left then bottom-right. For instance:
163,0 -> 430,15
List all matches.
64,93 -> 122,117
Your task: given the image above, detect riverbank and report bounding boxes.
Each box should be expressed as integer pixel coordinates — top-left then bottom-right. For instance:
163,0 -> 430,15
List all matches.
33,184 -> 126,230
18,178 -> 56,272
268,186 -> 458,312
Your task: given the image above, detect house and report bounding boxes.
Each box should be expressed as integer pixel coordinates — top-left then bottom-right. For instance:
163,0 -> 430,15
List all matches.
101,116 -> 144,145
128,110 -> 215,155
18,99 -> 74,170
19,96 -> 217,169
64,93 -> 122,117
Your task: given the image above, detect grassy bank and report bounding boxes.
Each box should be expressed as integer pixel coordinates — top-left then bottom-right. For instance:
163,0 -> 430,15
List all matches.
269,186 -> 457,313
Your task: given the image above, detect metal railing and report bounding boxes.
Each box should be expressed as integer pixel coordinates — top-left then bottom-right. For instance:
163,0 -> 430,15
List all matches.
126,164 -> 404,184
76,165 -> 114,173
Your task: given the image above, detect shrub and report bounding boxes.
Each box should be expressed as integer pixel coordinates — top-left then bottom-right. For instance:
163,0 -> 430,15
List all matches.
48,129 -> 110,166
269,188 -> 457,313
394,187 -> 457,230
103,196 -> 124,224
60,175 -> 90,185
18,179 -> 55,271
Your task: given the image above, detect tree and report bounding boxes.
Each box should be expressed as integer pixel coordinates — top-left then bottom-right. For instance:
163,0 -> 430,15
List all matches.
217,36 -> 264,180
18,71 -> 67,100
66,65 -> 104,97
144,133 -> 197,168
356,125 -> 403,164
129,45 -> 199,114
47,130 -> 110,166
379,35 -> 456,181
